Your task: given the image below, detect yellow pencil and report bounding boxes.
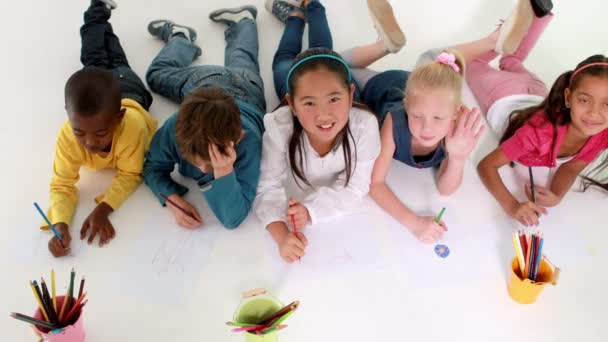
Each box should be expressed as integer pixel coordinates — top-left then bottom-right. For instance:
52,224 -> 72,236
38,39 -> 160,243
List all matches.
51,270 -> 57,312
29,281 -> 49,322
512,231 -> 525,276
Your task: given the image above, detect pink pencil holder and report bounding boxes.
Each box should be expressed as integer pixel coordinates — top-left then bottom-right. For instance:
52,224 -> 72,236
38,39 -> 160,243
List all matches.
32,295 -> 86,342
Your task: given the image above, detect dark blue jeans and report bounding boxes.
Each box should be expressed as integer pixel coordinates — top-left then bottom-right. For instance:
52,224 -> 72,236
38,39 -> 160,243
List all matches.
271,1 -> 332,100
146,19 -> 266,114
80,2 -> 153,110
359,70 -> 410,124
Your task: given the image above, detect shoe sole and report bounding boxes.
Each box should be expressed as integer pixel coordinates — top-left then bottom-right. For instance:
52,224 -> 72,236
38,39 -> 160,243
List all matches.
147,20 -> 197,42
495,0 -> 534,55
367,0 -> 406,52
264,0 -> 303,22
209,5 -> 258,22
264,0 -> 303,12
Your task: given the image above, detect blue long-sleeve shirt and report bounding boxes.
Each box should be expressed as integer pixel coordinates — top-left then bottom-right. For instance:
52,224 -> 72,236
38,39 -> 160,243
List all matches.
143,100 -> 264,229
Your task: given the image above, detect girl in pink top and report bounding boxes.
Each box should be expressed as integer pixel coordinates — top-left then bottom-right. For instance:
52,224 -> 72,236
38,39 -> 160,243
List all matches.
454,2 -> 608,226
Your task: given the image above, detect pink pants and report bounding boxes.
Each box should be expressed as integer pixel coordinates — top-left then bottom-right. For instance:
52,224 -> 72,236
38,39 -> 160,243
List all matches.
466,14 -> 553,113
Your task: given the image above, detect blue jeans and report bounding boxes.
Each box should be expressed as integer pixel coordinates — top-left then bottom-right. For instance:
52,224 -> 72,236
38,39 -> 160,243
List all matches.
359,70 -> 410,124
81,1 -> 153,109
272,1 -> 332,100
146,19 -> 266,113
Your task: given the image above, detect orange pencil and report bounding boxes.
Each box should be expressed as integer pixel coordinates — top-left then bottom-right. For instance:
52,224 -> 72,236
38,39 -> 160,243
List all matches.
63,299 -> 87,324
58,287 -> 71,322
62,292 -> 86,324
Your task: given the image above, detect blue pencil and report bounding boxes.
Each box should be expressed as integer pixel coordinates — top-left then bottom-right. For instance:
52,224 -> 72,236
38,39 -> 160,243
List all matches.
33,202 -> 63,244
533,236 -> 544,281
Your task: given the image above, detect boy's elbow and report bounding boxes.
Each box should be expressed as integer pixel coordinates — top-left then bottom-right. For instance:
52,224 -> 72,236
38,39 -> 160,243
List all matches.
221,215 -> 245,230
219,203 -> 251,230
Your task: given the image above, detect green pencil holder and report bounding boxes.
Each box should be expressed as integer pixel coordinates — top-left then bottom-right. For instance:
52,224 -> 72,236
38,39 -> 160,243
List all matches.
233,289 -> 283,342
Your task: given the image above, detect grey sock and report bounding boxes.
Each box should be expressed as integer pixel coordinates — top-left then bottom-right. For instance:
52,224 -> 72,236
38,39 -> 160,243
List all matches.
352,68 -> 380,89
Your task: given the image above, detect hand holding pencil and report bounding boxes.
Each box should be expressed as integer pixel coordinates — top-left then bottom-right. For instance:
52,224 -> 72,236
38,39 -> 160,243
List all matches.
47,223 -> 71,258
162,193 -> 203,229
286,198 -> 310,230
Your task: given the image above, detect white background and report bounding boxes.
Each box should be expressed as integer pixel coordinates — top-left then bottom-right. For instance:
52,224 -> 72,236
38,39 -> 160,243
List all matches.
0,0 -> 606,341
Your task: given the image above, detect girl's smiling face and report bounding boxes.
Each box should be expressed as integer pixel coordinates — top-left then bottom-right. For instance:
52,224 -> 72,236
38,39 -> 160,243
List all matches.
287,66 -> 354,154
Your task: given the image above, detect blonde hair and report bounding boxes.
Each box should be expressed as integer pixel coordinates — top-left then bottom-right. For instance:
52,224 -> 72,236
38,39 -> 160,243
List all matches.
404,48 -> 466,105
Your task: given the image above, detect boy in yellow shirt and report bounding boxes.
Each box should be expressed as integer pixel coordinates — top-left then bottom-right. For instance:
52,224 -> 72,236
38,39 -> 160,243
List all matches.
44,0 -> 157,257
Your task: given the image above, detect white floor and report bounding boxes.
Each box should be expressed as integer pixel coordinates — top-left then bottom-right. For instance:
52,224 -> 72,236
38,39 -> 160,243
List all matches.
1,0 -> 607,341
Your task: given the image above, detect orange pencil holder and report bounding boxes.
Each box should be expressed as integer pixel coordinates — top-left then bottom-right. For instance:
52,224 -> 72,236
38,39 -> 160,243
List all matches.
507,257 -> 560,304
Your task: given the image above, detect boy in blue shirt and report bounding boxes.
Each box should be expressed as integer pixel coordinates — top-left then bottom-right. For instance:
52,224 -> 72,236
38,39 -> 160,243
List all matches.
143,5 -> 265,229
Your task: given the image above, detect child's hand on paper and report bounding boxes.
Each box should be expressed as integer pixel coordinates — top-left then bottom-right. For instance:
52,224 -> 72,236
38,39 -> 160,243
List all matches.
287,198 -> 310,229
81,202 -> 115,247
279,230 -> 308,263
411,216 -> 447,243
525,183 -> 560,207
509,201 -> 547,227
445,106 -> 484,161
48,222 -> 71,257
166,194 -> 203,229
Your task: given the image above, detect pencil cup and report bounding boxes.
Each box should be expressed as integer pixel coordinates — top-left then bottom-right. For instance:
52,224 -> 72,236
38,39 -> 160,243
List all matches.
33,296 -> 85,342
234,290 -> 283,342
507,257 -> 557,304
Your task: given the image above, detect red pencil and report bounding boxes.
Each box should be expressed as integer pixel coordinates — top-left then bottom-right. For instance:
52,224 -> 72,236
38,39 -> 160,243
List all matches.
62,298 -> 87,325
160,193 -> 198,221
290,214 -> 301,262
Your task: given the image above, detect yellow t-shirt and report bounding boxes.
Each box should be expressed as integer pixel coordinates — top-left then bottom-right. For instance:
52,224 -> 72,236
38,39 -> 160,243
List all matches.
42,98 -> 158,229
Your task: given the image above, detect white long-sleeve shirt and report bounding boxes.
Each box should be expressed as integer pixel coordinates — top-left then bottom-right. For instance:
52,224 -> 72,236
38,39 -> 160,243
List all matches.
254,106 -> 381,228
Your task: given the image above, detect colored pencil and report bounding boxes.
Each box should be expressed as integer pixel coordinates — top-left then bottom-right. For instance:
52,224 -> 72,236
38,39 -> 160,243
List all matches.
78,277 -> 85,299
512,231 -> 525,276
232,325 -> 267,333
29,281 -> 49,322
63,299 -> 87,324
261,324 -> 288,335
528,167 -> 536,203
524,234 -> 533,279
435,207 -> 446,223
268,308 -> 296,329
33,202 -> 64,247
51,270 -> 57,313
67,268 -> 75,313
530,235 -> 539,279
58,286 -> 71,322
160,193 -> 197,220
10,312 -> 56,330
290,214 -> 301,262
533,235 -> 544,281
259,301 -> 299,326
226,322 -> 259,327
519,232 -> 528,257
40,278 -> 59,325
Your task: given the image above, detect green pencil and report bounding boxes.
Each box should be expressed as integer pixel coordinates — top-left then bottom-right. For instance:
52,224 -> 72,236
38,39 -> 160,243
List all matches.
67,268 -> 75,313
435,207 -> 446,223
